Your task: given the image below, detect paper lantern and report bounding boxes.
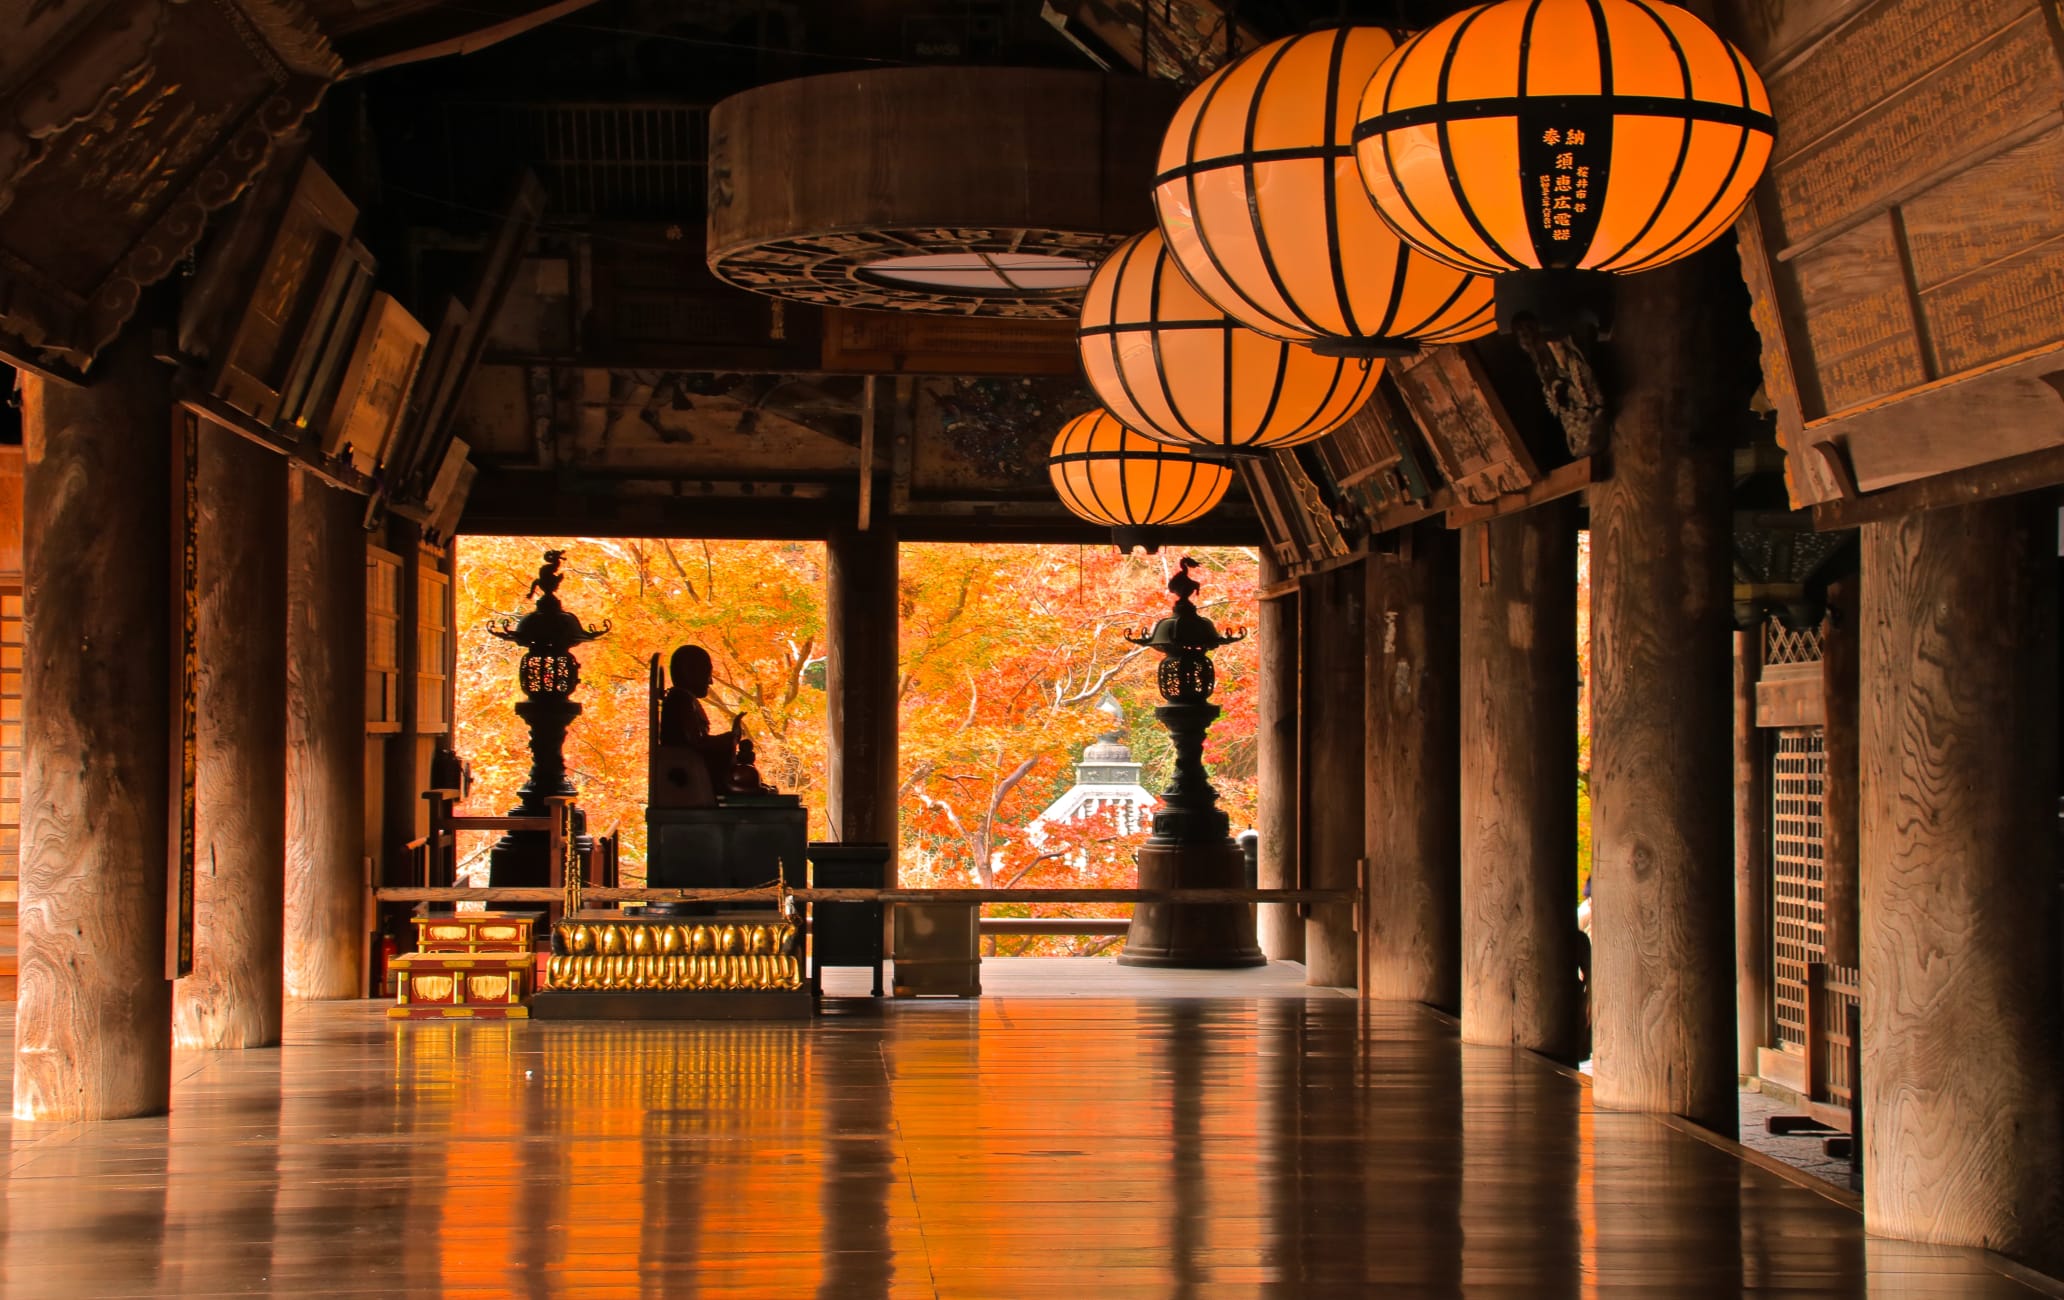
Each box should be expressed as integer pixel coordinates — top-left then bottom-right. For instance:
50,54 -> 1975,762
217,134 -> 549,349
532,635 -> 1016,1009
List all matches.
1078,230 -> 1379,452
1152,26 -> 1495,357
1353,0 -> 1774,280
1049,409 -> 1232,535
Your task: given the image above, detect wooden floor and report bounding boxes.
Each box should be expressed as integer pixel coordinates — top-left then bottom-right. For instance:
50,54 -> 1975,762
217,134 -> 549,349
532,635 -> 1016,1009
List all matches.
0,997 -> 2054,1298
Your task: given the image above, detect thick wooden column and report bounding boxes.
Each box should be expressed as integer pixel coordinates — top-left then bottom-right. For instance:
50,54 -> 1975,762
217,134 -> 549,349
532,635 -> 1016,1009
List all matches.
1733,629 -> 1771,1077
173,423 -> 288,1049
1589,249 -> 1744,1135
1818,577 -> 1860,969
826,526 -> 898,879
1255,554 -> 1302,961
1364,522 -> 1459,1008
1301,562 -> 1363,988
14,336 -> 174,1120
284,467 -> 366,1000
1459,501 -> 1583,1059
1860,496 -> 2062,1272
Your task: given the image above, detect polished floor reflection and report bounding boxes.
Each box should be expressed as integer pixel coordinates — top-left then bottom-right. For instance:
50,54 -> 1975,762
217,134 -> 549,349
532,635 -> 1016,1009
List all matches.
0,998 -> 2051,1298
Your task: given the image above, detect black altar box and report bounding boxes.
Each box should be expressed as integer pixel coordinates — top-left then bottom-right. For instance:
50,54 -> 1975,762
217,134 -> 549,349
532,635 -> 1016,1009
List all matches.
647,794 -> 807,909
808,841 -> 889,996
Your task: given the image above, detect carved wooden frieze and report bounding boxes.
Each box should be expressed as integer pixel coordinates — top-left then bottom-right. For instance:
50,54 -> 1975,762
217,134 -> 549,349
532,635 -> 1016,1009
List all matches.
1718,0 -> 2064,512
0,0 -> 338,377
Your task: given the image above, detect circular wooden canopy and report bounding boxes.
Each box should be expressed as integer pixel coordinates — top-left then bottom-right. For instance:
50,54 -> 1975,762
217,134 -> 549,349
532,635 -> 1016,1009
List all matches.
707,68 -> 1184,318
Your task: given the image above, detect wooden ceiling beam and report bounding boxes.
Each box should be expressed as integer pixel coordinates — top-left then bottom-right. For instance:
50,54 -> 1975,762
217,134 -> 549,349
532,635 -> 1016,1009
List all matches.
326,0 -> 603,78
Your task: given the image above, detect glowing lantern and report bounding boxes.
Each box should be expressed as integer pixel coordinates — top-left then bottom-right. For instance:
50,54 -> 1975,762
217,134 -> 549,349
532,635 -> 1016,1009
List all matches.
1152,26 -> 1496,357
1353,0 -> 1774,300
1048,409 -> 1233,545
1078,230 -> 1379,453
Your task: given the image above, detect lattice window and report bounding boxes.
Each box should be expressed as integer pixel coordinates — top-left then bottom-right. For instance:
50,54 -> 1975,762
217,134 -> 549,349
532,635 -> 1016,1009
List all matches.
1771,728 -> 1826,1051
416,563 -> 450,735
1764,619 -> 1824,667
367,548 -> 403,733
440,102 -> 709,220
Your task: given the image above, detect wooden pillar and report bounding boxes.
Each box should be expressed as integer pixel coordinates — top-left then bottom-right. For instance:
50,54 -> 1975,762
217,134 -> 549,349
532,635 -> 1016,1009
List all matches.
173,423 -> 288,1049
1860,495 -> 2063,1272
1733,629 -> 1771,1077
1459,500 -> 1583,1059
1255,554 -> 1302,962
1818,577 -> 1860,970
284,467 -> 366,1000
1301,562 -> 1362,988
1589,249 -> 1744,1135
14,336 -> 175,1120
1364,522 -> 1459,1009
827,526 -> 898,879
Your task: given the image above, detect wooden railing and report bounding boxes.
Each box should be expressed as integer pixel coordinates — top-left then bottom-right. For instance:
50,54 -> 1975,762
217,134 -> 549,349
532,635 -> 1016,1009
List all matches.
1805,961 -> 1861,1130
374,886 -> 1349,906
979,917 -> 1131,937
401,795 -> 617,923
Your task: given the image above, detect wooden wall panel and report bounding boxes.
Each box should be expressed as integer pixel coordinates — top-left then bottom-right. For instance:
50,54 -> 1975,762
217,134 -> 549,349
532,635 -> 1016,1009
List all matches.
1789,215 -> 1928,413
1766,11 -> 2059,250
1718,0 -> 2064,510
1763,0 -> 2028,158
1901,126 -> 2064,289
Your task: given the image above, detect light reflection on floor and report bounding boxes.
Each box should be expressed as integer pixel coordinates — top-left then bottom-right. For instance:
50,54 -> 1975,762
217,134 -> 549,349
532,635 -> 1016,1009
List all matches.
0,995 -> 2050,1297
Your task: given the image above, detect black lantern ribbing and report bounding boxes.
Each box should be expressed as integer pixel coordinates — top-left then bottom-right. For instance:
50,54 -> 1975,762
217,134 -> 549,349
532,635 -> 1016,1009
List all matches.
1118,558 -> 1265,968
487,551 -> 611,887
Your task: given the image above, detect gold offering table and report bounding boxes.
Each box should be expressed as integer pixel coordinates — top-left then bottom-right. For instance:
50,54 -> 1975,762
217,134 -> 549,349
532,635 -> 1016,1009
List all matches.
389,911 -> 541,1020
529,911 -> 816,1020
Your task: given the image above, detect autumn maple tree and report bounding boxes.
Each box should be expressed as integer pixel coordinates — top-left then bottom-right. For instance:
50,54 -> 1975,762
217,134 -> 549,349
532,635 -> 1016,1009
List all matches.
455,536 -> 1260,953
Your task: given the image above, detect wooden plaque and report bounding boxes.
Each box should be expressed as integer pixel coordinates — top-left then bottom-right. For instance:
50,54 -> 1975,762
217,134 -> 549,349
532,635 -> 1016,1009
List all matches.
321,293 -> 429,473
209,162 -> 359,425
1390,348 -> 1538,506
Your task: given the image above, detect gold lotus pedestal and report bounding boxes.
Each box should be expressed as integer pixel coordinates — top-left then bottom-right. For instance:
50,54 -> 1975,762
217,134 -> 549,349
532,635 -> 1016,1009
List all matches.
530,912 -> 817,1020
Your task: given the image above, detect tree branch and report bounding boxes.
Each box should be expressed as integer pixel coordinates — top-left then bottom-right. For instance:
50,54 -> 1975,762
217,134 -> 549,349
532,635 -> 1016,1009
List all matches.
973,755 -> 1041,889
1053,645 -> 1148,709
658,540 -> 700,600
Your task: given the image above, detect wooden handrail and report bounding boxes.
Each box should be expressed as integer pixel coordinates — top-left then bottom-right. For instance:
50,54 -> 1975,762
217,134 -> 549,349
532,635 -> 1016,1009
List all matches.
443,814 -> 554,832
374,886 -> 1354,905
980,917 -> 1131,936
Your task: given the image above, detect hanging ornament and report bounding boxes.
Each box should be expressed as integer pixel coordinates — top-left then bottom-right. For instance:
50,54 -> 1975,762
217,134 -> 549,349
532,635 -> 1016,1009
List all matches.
1078,230 -> 1379,453
1353,0 -> 1774,330
1152,26 -> 1496,358
1048,409 -> 1233,551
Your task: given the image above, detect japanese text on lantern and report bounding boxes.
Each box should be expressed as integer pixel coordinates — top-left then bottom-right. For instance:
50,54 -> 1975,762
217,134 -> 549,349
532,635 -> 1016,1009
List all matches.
1539,128 -> 1592,241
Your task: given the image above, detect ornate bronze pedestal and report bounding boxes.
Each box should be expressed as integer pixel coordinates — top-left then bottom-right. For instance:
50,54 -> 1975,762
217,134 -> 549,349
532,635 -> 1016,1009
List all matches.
1118,559 -> 1265,969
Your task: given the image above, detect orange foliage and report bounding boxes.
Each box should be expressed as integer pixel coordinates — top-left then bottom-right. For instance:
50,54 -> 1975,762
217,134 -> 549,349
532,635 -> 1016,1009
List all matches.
455,538 -> 1261,951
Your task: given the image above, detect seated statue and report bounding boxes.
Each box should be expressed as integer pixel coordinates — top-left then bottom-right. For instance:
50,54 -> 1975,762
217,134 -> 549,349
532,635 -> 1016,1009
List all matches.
650,645 -> 741,808
728,737 -> 774,796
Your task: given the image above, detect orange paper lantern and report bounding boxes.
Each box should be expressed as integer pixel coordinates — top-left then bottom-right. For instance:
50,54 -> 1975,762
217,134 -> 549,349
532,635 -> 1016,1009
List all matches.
1078,230 -> 1379,452
1354,0 -> 1774,278
1048,409 -> 1232,534
1153,26 -> 1495,357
